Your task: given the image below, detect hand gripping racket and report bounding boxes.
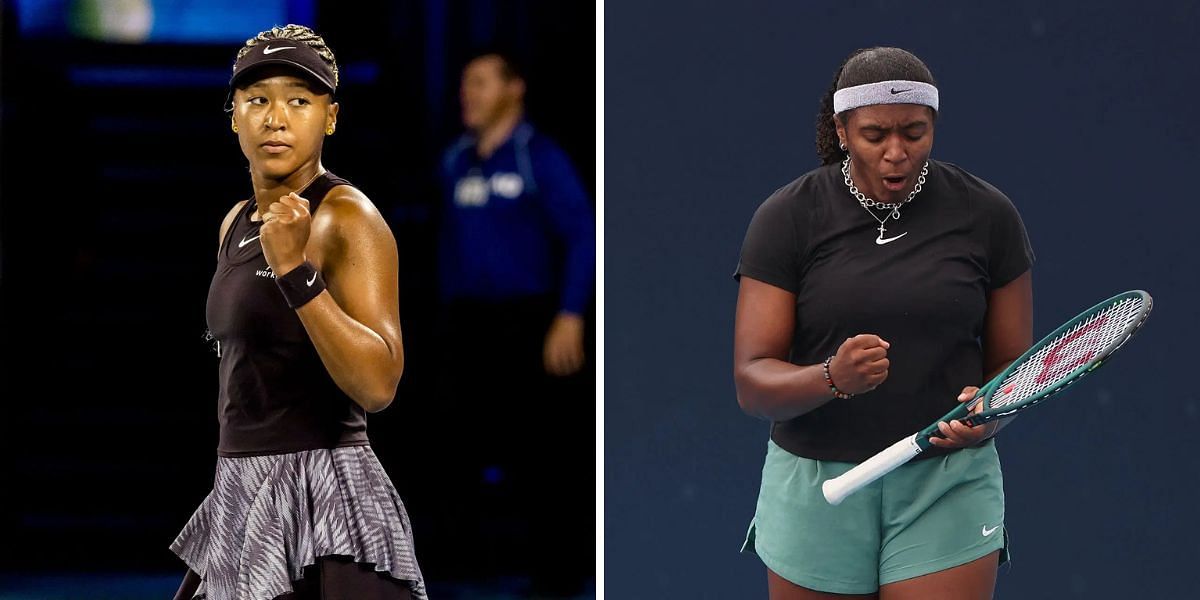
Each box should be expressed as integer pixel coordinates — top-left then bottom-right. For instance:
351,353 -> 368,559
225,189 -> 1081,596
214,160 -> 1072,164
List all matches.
822,290 -> 1153,506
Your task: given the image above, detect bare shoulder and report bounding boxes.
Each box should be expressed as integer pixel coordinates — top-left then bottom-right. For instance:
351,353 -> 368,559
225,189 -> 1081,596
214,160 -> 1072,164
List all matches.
218,199 -> 249,253
310,186 -> 396,269
312,185 -> 393,241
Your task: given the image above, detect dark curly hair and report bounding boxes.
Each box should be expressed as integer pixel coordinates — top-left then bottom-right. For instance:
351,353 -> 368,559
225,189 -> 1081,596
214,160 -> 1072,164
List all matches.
815,47 -> 937,165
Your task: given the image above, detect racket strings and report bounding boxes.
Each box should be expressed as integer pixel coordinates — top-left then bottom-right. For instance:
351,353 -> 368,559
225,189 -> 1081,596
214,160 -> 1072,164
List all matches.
990,297 -> 1146,408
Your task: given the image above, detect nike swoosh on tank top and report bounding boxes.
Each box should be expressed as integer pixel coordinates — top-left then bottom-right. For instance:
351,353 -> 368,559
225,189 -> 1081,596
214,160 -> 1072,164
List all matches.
205,171 -> 370,457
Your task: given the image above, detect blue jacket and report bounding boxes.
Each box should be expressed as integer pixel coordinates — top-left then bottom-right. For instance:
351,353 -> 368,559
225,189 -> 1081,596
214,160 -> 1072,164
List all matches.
439,122 -> 595,315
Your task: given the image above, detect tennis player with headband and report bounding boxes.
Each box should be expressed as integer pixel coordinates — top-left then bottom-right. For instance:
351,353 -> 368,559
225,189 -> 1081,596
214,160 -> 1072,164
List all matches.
168,25 -> 425,600
733,47 -> 1034,599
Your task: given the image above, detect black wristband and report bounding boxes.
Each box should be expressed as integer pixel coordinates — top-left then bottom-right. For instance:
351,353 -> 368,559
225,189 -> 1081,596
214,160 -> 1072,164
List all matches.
275,261 -> 326,309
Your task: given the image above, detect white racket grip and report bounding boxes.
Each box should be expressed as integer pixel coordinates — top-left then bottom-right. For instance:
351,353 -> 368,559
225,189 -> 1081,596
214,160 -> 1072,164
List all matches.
822,434 -> 924,505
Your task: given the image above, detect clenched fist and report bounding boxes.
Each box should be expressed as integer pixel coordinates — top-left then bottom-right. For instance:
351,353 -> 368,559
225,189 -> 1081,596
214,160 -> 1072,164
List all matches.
828,334 -> 891,395
260,191 -> 312,276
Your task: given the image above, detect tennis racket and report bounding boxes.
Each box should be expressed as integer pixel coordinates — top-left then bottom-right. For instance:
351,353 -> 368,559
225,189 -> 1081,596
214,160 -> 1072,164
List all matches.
822,289 -> 1153,506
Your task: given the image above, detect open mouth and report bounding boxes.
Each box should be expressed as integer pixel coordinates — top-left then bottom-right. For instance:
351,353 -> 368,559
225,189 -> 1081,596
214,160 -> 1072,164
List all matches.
883,175 -> 906,191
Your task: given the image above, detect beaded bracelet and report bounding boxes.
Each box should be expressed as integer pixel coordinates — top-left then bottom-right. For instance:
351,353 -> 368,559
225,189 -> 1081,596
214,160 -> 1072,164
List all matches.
822,355 -> 854,400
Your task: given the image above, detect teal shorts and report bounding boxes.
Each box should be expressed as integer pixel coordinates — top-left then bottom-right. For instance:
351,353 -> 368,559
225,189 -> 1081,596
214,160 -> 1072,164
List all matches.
742,438 -> 1010,595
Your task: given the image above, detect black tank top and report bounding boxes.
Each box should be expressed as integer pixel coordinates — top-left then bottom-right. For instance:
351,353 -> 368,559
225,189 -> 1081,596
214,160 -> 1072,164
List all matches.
206,171 -> 370,457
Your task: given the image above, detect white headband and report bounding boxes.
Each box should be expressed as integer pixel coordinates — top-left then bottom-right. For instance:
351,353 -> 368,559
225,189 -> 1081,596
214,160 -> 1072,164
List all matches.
833,80 -> 939,114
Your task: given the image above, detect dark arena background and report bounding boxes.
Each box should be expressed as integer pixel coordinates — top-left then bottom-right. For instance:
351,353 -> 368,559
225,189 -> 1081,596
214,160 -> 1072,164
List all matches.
604,1 -> 1199,599
0,1 -> 594,598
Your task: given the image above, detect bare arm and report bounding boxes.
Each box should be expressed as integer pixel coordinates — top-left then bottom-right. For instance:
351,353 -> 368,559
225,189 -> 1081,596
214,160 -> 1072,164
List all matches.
732,276 -> 889,421
977,270 -> 1034,435
269,189 -> 405,413
982,270 -> 1034,379
931,270 -> 1034,447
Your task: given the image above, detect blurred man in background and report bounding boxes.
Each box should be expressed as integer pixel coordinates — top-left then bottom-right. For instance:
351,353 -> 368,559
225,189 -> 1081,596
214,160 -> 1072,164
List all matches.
436,51 -> 595,596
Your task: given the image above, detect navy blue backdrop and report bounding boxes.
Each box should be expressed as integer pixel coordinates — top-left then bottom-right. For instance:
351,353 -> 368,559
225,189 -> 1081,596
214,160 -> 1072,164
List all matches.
606,2 -> 1197,598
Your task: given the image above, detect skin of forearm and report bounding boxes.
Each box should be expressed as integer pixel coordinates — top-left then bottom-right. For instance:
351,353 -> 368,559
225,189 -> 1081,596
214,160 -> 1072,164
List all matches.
737,354 -> 1025,429
293,291 -> 402,412
735,358 -> 838,422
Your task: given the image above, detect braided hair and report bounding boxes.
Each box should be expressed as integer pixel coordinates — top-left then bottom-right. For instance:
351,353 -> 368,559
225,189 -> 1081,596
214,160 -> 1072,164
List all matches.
234,24 -> 339,89
815,47 -> 937,165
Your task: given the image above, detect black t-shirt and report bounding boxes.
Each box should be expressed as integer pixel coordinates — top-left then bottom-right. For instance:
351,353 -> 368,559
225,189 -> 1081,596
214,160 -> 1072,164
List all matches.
734,160 -> 1034,462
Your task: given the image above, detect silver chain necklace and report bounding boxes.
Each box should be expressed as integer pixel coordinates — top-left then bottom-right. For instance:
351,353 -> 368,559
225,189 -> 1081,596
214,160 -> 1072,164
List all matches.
841,156 -> 928,245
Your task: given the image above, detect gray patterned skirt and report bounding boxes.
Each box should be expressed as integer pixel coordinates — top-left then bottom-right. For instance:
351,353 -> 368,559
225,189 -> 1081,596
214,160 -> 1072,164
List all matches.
170,445 -> 427,600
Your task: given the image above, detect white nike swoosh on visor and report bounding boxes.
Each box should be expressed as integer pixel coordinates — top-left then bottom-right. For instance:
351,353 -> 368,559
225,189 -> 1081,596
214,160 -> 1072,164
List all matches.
238,234 -> 261,248
982,525 -> 1000,536
262,45 -> 296,55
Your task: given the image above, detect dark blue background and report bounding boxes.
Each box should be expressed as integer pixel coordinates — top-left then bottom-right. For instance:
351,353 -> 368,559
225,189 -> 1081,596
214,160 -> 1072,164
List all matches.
606,2 -> 1198,597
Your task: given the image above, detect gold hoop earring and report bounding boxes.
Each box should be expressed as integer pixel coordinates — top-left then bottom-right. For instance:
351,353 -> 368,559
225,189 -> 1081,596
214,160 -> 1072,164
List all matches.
231,121 -> 239,133
326,126 -> 335,135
